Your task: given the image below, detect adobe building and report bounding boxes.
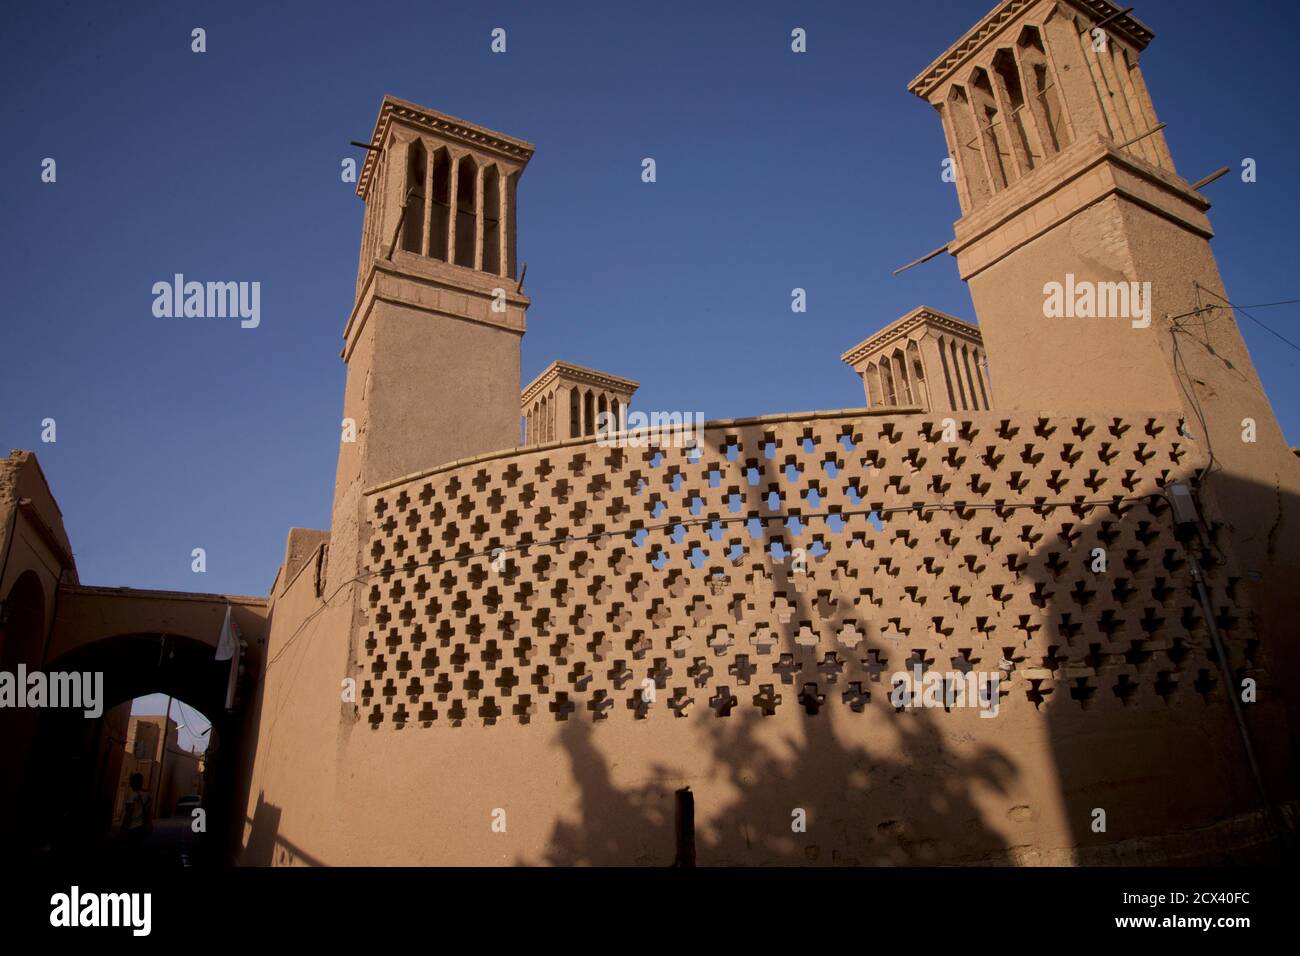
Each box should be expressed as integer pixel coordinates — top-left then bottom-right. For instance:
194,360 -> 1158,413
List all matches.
0,451 -> 266,856
841,306 -> 992,412
522,361 -> 639,446
3,0 -> 1298,865
111,714 -> 204,822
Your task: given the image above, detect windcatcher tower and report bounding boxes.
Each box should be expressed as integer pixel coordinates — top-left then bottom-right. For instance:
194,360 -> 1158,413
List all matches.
911,1 -> 1299,609
521,361 -> 640,446
330,97 -> 534,581
840,306 -> 991,413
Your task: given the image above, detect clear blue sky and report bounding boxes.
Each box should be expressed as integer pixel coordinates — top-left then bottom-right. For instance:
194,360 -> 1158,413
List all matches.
2,0 -> 1298,600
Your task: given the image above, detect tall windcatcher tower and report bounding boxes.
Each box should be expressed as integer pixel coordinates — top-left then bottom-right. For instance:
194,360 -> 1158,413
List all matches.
910,0 -> 1189,417
330,97 -> 534,580
911,0 -> 1299,604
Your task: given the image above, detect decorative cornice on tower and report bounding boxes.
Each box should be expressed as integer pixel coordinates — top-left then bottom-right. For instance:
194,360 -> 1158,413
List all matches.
839,306 -> 981,368
907,0 -> 1154,100
521,361 -> 640,407
357,95 -> 536,200
520,361 -> 640,447
841,307 -> 991,413
948,135 -> 1212,282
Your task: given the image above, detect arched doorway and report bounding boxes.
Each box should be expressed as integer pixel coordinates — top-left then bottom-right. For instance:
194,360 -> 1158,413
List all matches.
111,693 -> 220,866
16,632 -> 238,862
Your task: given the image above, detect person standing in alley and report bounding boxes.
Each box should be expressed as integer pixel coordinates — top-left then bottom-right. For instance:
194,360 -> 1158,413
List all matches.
119,772 -> 152,858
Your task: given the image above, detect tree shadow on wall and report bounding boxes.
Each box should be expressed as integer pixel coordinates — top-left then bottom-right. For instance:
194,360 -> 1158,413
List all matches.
1034,466 -> 1300,865
527,416 -> 1297,865
534,597 -> 1017,866
539,719 -> 678,866
527,424 -> 1022,866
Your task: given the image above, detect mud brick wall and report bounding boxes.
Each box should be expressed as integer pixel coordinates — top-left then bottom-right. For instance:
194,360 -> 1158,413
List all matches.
357,409 -> 1252,733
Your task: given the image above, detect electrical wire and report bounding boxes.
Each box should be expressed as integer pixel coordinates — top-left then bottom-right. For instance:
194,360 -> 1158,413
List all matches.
1195,284 -> 1300,354
1167,282 -> 1300,563
1167,291 -> 1230,565
175,700 -> 211,749
1231,297 -> 1300,310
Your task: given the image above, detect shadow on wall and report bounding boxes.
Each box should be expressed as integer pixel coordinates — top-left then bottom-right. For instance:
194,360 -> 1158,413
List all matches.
1044,467 -> 1299,864
541,702 -> 1016,866
242,790 -> 329,867
529,424 -> 1296,866
531,429 -> 1019,866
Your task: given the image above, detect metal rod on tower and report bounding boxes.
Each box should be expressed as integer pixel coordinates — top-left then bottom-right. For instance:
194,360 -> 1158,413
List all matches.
893,242 -> 951,276
1116,121 -> 1166,151
1190,166 -> 1231,190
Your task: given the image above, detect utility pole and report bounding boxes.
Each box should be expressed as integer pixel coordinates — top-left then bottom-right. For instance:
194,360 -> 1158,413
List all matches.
152,692 -> 174,816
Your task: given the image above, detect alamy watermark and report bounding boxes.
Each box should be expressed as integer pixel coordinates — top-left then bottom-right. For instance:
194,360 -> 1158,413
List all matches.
152,274 -> 260,328
0,666 -> 103,718
50,886 -> 150,936
889,667 -> 1000,718
595,410 -> 705,449
1042,273 -> 1151,328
